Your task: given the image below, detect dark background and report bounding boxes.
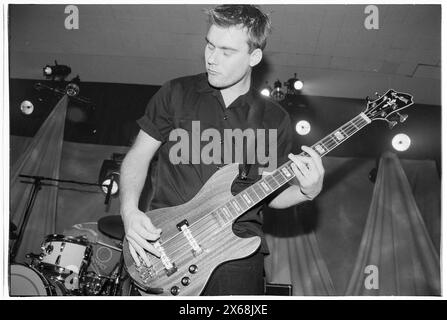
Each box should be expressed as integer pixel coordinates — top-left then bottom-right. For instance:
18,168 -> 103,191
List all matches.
10,78 -> 441,174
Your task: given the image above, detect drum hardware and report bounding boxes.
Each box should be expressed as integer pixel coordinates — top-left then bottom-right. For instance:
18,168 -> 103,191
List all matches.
97,215 -> 127,296
96,240 -> 122,252
11,174 -> 103,263
80,272 -> 114,296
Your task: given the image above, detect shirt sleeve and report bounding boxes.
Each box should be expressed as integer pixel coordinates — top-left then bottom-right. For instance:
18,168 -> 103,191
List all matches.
137,81 -> 173,143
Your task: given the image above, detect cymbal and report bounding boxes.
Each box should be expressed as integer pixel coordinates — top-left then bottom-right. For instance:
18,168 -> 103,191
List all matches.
98,215 -> 124,241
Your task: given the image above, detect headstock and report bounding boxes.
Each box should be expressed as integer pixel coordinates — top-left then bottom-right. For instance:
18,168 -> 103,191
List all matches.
364,89 -> 414,128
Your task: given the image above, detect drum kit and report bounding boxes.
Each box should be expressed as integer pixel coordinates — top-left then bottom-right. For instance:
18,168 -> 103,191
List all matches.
9,216 -> 136,297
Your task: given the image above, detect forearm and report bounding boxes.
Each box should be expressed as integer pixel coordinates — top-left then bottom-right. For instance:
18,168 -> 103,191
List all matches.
267,184 -> 309,209
119,149 -> 151,216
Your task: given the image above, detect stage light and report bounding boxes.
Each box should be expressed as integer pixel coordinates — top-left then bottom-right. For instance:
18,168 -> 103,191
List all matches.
65,76 -> 81,97
260,88 -> 270,97
43,61 -> 72,80
295,120 -> 311,135
392,133 -> 411,152
20,100 -> 34,115
271,80 -> 285,101
260,82 -> 273,97
286,73 -> 304,92
293,79 -> 304,90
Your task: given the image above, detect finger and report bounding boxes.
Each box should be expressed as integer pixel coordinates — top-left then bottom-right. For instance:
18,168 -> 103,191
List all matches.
143,218 -> 162,234
137,225 -> 161,242
128,237 -> 151,267
291,162 -> 307,182
290,153 -> 321,177
131,232 -> 161,258
128,240 -> 140,267
288,154 -> 311,174
301,146 -> 324,173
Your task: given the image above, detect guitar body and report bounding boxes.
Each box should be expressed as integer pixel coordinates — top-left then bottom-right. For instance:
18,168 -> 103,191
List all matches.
123,163 -> 261,296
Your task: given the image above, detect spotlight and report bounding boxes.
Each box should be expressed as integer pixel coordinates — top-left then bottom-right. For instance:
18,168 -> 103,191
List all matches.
392,133 -> 411,152
286,73 -> 304,93
260,82 -> 273,97
293,79 -> 304,90
43,61 -> 71,81
271,80 -> 285,101
260,88 -> 270,97
295,120 -> 311,135
65,76 -> 81,97
20,100 -> 34,115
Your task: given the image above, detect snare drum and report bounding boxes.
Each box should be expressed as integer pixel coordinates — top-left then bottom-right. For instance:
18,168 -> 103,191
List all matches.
39,234 -> 92,276
9,264 -> 66,296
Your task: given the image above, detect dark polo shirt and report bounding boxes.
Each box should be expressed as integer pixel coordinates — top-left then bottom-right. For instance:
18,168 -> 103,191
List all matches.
137,73 -> 294,254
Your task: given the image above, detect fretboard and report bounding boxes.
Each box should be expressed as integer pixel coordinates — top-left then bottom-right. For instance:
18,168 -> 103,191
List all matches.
213,112 -> 372,225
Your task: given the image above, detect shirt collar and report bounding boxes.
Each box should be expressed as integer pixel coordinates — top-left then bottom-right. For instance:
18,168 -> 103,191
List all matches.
195,72 -> 259,107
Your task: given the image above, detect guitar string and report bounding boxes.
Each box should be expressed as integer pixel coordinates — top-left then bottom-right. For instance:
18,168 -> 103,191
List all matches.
138,116 -> 368,275
146,117 -> 368,272
142,116 -> 368,274
143,119 -> 369,277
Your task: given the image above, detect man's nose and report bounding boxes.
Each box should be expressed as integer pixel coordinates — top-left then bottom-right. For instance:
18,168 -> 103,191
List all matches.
207,50 -> 218,65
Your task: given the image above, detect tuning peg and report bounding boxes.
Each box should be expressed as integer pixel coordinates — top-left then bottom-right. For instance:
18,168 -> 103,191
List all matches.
397,113 -> 408,123
387,120 -> 398,129
375,92 -> 381,97
365,96 -> 370,102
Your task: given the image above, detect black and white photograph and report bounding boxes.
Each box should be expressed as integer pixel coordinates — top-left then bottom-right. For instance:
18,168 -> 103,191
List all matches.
3,2 -> 443,302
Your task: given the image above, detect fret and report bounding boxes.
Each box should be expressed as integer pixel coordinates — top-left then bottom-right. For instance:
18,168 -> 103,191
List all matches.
333,130 -> 345,142
231,199 -> 242,214
272,170 -> 286,185
350,119 -> 360,129
265,174 -> 279,189
216,208 -> 230,224
211,210 -> 227,227
280,166 -> 293,179
226,202 -> 238,217
236,194 -> 250,210
214,112 -> 375,226
324,136 -> 338,147
341,121 -> 357,133
321,137 -> 338,152
246,187 -> 260,203
242,192 -> 253,206
313,143 -> 327,155
252,183 -> 266,198
221,206 -> 232,220
260,179 -> 272,193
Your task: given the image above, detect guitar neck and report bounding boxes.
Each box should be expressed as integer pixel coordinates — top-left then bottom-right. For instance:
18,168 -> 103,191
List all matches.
213,112 -> 372,224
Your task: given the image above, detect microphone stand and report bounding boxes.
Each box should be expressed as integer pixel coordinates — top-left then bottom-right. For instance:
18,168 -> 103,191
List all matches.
10,174 -> 102,263
10,176 -> 43,262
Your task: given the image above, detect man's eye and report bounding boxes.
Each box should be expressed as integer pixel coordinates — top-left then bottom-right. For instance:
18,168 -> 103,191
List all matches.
223,50 -> 232,56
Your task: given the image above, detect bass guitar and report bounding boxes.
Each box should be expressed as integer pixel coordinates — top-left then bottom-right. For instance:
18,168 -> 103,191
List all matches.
123,89 -> 414,295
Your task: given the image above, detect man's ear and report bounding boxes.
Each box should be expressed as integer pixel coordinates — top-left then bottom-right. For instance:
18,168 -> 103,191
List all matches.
249,48 -> 263,67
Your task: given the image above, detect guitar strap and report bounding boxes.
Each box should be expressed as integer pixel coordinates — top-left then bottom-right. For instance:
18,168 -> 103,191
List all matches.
238,97 -> 266,180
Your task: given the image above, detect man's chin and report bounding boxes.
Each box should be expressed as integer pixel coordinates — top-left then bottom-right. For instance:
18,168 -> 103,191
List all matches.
207,75 -> 229,90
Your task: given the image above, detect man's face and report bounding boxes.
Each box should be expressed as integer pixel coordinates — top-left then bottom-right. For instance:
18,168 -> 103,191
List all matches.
204,24 -> 260,89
